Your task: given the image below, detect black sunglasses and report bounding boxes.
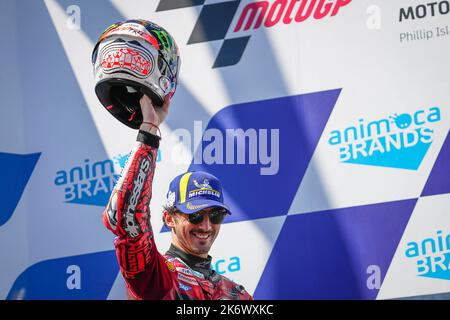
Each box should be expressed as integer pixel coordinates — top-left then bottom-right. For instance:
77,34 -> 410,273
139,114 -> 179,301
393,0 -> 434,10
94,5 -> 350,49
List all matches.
186,209 -> 228,225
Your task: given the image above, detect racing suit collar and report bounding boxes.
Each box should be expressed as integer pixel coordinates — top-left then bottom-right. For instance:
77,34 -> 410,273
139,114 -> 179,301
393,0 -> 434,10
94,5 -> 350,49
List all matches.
166,244 -> 214,278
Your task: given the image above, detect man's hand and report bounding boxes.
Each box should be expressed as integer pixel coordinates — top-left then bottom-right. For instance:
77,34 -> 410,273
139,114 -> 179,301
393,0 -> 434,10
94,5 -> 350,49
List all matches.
139,94 -> 171,135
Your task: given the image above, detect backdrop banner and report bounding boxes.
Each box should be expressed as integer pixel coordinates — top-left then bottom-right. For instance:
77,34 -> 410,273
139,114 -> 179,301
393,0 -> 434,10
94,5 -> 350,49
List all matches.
1,0 -> 449,300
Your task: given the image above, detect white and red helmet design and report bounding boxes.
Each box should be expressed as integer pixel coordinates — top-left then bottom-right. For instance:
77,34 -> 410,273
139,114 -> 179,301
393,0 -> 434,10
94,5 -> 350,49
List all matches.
100,43 -> 154,79
92,19 -> 180,129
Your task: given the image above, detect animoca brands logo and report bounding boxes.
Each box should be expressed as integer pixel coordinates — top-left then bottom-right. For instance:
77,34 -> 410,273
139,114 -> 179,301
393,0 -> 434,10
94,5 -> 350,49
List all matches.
157,0 -> 353,68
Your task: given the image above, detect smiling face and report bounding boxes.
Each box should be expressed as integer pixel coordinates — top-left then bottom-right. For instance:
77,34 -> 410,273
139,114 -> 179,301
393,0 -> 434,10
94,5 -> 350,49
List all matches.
164,207 -> 222,258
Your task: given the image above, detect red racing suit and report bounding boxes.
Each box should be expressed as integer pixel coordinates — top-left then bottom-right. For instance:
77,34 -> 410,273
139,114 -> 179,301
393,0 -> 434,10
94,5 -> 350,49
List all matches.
102,131 -> 253,300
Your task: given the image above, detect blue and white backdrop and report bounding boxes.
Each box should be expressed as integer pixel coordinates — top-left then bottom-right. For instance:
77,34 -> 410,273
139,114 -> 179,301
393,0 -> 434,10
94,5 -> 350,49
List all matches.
0,0 -> 449,299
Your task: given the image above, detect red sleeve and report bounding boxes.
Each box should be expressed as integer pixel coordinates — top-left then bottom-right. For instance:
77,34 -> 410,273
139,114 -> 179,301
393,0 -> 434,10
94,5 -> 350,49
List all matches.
103,141 -> 174,300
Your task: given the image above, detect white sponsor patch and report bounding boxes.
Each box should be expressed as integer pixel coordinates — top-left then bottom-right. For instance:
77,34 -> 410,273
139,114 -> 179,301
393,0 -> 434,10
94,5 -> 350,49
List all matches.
124,157 -> 150,237
178,273 -> 198,286
176,267 -> 204,279
166,191 -> 176,207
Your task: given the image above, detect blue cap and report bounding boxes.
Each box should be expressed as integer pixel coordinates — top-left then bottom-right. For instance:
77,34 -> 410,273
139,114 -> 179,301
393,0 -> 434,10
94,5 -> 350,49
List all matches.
165,171 -> 230,214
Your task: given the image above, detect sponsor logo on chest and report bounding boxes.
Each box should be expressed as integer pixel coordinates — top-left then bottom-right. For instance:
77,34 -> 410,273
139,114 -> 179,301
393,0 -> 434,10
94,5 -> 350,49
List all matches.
178,273 -> 199,286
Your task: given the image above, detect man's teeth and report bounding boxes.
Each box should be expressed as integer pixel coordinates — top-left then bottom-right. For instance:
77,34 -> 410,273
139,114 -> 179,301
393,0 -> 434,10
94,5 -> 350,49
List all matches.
192,232 -> 209,239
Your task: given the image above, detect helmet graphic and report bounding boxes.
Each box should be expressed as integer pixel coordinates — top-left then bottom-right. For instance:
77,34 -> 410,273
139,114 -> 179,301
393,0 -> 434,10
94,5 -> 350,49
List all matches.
92,19 -> 180,129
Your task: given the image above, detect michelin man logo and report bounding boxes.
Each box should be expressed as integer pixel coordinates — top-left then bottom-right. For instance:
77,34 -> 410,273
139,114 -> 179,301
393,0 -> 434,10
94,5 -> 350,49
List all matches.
166,191 -> 176,207
193,179 -> 211,189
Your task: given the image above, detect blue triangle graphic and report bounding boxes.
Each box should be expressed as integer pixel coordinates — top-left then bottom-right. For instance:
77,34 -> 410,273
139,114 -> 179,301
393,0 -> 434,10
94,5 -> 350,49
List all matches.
188,89 -> 341,224
422,130 -> 450,196
7,250 -> 119,300
0,152 -> 41,227
254,199 -> 416,299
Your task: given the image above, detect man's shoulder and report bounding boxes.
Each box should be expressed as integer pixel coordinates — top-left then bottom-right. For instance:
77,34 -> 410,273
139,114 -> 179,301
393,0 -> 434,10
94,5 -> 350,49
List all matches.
217,274 -> 252,296
163,254 -> 205,277
219,275 -> 253,300
163,254 -> 184,270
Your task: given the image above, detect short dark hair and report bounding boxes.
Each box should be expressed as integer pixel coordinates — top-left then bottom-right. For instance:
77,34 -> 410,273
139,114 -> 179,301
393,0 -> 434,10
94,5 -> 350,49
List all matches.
162,205 -> 178,228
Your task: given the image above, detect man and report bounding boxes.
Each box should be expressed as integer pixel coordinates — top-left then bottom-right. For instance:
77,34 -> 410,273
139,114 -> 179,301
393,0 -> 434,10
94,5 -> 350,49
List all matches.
103,94 -> 253,300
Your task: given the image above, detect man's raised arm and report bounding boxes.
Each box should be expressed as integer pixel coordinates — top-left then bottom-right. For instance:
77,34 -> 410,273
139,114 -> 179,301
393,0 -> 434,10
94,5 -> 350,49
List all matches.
102,95 -> 173,299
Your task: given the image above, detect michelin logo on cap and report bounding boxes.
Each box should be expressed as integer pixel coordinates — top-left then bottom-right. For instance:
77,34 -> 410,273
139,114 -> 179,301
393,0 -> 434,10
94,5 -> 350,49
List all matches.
166,171 -> 230,214
188,189 -> 221,199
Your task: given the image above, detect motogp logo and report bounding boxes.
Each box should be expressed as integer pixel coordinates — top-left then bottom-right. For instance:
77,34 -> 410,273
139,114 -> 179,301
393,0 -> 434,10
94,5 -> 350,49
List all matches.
156,0 -> 353,68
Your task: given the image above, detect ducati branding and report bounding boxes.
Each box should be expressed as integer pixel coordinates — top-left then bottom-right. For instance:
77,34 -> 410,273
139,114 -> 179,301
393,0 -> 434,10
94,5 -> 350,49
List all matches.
328,107 -> 441,170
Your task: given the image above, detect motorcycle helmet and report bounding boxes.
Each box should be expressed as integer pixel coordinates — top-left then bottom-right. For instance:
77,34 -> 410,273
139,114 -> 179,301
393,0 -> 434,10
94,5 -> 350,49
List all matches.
92,19 -> 180,129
